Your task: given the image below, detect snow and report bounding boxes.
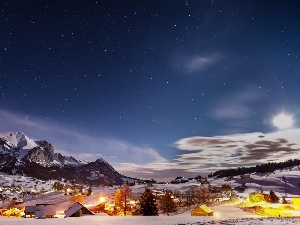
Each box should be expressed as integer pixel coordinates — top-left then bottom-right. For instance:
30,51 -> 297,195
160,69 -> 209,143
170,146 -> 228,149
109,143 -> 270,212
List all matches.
1,181 -> 300,225
0,132 -> 87,167
4,132 -> 38,150
0,212 -> 299,225
2,163 -> 300,224
0,132 -> 38,160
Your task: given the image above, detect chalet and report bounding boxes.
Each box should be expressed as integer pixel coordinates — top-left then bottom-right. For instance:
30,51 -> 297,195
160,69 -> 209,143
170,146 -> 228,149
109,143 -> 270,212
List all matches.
240,174 -> 250,179
24,206 -> 36,218
35,204 -> 56,218
24,204 -> 56,218
191,205 -> 213,216
173,177 -> 189,184
64,202 -> 94,217
292,197 -> 300,208
249,192 -> 265,202
15,199 -> 24,205
224,177 -> 232,181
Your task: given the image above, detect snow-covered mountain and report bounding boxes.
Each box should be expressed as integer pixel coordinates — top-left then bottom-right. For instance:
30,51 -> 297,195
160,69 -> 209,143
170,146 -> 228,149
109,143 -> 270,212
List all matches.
0,131 -> 124,185
0,131 -> 85,166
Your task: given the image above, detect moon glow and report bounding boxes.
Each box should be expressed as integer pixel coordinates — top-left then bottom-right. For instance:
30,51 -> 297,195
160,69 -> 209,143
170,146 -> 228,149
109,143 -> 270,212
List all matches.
273,113 -> 293,129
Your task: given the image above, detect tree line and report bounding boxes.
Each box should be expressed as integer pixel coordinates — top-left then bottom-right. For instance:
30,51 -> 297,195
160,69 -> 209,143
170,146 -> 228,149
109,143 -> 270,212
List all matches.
210,159 -> 300,178
107,183 -> 235,216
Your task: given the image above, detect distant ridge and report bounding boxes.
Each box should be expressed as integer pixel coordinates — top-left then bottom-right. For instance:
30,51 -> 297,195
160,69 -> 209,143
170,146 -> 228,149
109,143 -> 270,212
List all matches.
0,131 -> 124,185
210,159 -> 300,178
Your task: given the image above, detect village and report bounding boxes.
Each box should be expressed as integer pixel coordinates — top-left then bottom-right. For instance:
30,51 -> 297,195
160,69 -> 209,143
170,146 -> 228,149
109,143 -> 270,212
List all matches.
1,170 -> 300,222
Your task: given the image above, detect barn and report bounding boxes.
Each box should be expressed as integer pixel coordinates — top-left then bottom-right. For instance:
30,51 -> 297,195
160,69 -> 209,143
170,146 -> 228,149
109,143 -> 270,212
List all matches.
191,205 -> 213,216
64,202 -> 94,217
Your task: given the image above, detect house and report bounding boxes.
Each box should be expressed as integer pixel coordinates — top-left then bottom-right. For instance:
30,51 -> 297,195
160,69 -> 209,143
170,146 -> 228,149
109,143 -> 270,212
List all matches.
35,204 -> 56,218
24,206 -> 36,218
173,177 -> 189,184
191,205 -> 213,216
15,199 -> 24,205
292,197 -> 300,208
64,202 -> 94,217
240,175 -> 250,179
249,192 -> 265,202
24,204 -> 56,218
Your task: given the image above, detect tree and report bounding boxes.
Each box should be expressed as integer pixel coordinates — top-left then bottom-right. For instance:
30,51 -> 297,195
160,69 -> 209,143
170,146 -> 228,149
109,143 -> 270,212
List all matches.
87,186 -> 92,196
159,190 -> 177,215
172,189 -> 182,206
269,190 -> 279,203
221,184 -> 232,198
185,186 -> 197,206
79,186 -> 83,194
282,176 -> 287,197
114,188 -> 123,214
7,198 -> 17,209
52,182 -> 59,190
198,187 -> 211,204
114,184 -> 133,215
71,194 -> 85,205
282,196 -> 288,204
139,188 -> 158,216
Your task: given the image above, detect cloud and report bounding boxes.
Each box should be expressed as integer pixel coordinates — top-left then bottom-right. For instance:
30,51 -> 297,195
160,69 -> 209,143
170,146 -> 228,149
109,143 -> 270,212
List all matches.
171,53 -> 221,73
0,108 -> 167,168
176,136 -> 237,151
116,162 -> 203,181
187,55 -> 220,72
175,129 -> 300,172
0,109 -> 47,132
2,108 -> 299,181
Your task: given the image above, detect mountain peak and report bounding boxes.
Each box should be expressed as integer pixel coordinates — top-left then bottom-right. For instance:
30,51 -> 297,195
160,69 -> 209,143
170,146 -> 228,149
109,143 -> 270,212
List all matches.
96,158 -> 107,163
4,131 -> 37,150
0,132 -> 124,185
16,131 -> 25,136
0,131 -> 85,167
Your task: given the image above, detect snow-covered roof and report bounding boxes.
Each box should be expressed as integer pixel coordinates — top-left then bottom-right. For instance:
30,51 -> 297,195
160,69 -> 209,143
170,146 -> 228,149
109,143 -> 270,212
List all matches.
64,202 -> 93,217
24,206 -> 36,213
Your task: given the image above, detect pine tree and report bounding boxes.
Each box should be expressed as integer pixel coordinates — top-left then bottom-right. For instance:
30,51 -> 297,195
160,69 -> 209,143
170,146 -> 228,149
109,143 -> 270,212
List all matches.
159,190 -> 177,215
269,190 -> 279,203
140,188 -> 158,216
87,186 -> 92,196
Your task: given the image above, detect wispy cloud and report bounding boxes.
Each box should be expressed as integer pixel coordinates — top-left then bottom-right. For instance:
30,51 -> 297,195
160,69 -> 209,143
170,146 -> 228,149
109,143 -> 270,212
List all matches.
2,108 -> 299,181
0,108 -> 167,167
171,53 -> 221,73
0,109 -> 48,132
187,54 -> 220,72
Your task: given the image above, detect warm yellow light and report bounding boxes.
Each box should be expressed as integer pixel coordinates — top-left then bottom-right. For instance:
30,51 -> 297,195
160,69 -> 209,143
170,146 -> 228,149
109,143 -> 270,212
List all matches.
99,196 -> 106,203
214,211 -> 221,220
273,113 -> 293,129
129,200 -> 136,205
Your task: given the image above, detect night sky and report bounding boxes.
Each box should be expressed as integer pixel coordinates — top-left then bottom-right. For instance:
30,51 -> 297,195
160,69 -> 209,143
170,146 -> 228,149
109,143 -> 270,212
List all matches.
1,1 -> 300,180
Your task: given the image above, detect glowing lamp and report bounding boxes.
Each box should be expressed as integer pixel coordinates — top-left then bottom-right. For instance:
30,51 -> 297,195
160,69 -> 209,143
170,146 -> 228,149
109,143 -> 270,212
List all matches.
214,211 -> 221,220
99,196 -> 106,203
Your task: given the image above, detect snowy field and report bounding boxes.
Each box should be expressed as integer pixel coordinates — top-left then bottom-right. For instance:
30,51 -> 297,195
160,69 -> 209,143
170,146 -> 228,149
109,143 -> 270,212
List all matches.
1,167 -> 300,224
0,199 -> 299,225
0,213 -> 299,225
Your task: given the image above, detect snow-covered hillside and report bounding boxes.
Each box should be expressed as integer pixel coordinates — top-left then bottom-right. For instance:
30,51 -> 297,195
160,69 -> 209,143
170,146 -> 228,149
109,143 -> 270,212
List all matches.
0,132 -> 124,185
1,166 -> 300,224
1,212 -> 300,225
